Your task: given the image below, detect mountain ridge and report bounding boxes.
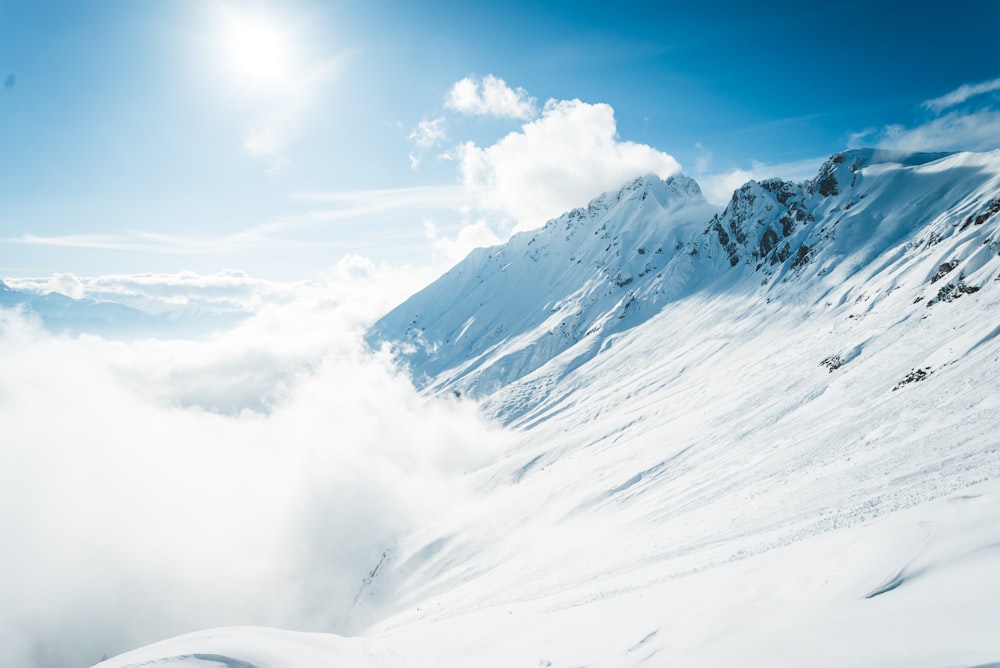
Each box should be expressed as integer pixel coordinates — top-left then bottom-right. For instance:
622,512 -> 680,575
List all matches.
368,148 -> 1000,414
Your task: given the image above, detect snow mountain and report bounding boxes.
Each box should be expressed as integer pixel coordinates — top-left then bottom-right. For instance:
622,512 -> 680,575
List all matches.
369,148 -> 1000,421
99,150 -> 1000,667
367,172 -> 716,400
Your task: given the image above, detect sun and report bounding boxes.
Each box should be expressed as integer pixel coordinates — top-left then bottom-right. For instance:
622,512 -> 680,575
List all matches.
217,8 -> 295,89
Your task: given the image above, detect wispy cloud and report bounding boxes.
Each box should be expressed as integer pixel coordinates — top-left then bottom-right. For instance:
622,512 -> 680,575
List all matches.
423,218 -> 504,265
291,184 -> 466,208
873,111 -> 1000,153
284,184 -> 470,227
445,74 -> 537,120
849,78 -> 1000,154
408,117 -> 447,149
922,76 -> 1000,113
7,186 -> 474,270
8,230 -> 323,254
406,117 -> 449,170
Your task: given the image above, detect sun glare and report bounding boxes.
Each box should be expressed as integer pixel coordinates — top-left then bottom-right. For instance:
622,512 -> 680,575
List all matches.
218,9 -> 294,89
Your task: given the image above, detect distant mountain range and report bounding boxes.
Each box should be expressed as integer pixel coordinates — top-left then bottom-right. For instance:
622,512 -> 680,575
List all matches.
0,280 -> 245,338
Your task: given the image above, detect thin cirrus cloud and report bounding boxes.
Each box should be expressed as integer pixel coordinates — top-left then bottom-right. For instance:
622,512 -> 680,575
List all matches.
8,230 -> 323,254
850,77 -> 1000,154
871,111 -> 1000,153
922,75 -> 1000,113
444,74 -> 538,120
8,185 -> 471,260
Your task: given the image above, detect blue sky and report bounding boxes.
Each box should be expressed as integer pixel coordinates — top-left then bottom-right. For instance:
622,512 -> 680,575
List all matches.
2,0 -> 999,281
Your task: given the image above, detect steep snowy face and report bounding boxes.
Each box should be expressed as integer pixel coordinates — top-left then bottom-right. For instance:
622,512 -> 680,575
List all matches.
366,173 -> 716,398
370,150 -> 1000,409
701,149 -> 1000,297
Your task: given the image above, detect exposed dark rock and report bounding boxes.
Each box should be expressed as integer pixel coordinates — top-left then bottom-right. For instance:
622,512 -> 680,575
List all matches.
791,244 -> 810,269
820,355 -> 842,372
931,261 -> 956,283
758,226 -> 779,257
892,367 -> 931,391
926,277 -> 981,306
961,197 -> 1000,231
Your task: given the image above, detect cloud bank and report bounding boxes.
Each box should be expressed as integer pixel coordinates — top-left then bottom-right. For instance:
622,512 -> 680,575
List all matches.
0,277 -> 506,668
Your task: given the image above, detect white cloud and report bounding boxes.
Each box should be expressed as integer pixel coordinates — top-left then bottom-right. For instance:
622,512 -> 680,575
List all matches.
5,269 -> 294,313
4,265 -> 438,332
423,218 -> 505,265
693,142 -> 712,175
444,74 -> 537,120
847,127 -> 877,148
408,117 -> 448,149
922,76 -> 1000,113
0,275 -> 506,668
873,109 -> 1000,153
847,78 -> 1000,155
7,229 -> 326,255
455,98 -> 682,230
697,156 -> 826,207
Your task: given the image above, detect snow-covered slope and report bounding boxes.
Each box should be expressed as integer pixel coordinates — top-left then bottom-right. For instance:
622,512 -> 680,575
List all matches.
366,173 -> 716,399
371,149 -> 1000,422
97,150 -> 1000,667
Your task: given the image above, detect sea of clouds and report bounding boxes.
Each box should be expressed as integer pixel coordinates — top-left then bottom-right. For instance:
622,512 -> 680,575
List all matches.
0,261 -> 507,668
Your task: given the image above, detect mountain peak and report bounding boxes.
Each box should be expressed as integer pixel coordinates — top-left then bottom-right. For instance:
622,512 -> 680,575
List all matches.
370,149 -> 1000,415
588,172 -> 706,213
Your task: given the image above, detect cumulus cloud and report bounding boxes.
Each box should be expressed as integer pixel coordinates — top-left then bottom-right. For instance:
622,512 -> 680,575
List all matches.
445,74 -> 537,120
455,98 -> 682,230
0,274 -> 506,668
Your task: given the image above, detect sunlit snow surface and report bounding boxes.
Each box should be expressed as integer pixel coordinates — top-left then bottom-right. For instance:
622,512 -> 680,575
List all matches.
93,150 -> 1000,666
96,482 -> 1000,666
